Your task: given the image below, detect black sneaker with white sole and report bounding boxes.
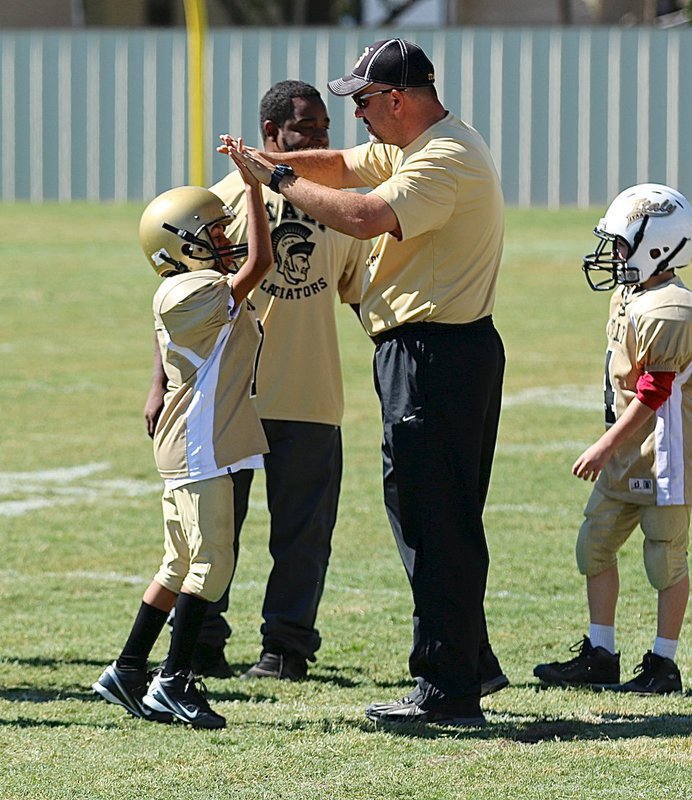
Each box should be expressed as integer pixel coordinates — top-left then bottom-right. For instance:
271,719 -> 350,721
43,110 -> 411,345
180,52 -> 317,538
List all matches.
365,689 -> 486,728
614,651 -> 683,695
533,636 -> 620,688
93,662 -> 173,723
143,669 -> 226,729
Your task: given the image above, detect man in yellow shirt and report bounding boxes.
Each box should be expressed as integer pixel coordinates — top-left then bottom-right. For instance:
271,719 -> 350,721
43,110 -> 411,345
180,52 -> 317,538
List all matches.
223,39 -> 506,726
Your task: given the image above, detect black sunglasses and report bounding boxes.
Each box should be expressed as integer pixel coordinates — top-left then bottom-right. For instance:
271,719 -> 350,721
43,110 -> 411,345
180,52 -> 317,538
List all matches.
352,88 -> 406,109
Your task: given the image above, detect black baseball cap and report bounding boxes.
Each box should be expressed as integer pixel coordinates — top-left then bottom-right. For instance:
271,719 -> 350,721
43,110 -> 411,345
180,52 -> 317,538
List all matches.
328,38 -> 435,97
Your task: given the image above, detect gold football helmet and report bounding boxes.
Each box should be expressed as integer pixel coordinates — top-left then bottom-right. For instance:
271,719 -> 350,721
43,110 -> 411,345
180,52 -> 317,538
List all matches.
139,186 -> 248,277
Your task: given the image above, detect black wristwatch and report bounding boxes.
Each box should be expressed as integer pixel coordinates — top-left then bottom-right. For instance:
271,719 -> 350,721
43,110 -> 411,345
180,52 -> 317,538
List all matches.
268,163 -> 295,193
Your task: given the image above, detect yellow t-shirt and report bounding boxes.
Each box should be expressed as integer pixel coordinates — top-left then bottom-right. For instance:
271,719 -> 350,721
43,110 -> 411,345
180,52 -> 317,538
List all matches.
210,172 -> 371,426
344,113 -> 504,336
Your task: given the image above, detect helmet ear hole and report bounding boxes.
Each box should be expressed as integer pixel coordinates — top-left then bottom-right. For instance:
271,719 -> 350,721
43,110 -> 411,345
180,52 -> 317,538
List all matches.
649,248 -> 662,259
181,243 -> 194,256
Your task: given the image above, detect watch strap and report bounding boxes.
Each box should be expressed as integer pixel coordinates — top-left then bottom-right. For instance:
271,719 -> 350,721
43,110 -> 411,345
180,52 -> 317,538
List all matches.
268,164 -> 294,193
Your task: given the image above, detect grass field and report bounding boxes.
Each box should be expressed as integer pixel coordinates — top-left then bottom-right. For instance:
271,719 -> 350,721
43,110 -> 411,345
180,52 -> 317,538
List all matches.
0,203 -> 690,799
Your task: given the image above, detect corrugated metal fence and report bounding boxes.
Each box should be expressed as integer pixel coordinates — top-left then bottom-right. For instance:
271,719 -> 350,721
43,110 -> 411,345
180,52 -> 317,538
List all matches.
1,26 -> 690,206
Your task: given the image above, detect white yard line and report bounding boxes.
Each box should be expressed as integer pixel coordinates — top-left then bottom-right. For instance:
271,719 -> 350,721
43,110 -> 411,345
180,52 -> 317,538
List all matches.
0,463 -> 161,516
502,385 -> 601,410
0,462 -> 110,492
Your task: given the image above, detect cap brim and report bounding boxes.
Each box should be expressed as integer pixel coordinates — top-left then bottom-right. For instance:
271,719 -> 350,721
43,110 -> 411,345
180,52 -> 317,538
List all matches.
327,74 -> 372,96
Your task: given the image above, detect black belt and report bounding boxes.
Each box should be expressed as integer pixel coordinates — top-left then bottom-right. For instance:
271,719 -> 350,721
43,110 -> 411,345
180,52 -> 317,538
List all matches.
372,315 -> 493,345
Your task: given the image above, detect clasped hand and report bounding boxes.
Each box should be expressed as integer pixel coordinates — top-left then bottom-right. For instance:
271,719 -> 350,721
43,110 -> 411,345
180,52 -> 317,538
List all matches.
218,135 -> 274,188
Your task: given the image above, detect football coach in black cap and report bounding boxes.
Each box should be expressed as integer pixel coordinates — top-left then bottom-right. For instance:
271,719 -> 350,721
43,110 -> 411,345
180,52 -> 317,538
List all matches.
220,38 -> 507,728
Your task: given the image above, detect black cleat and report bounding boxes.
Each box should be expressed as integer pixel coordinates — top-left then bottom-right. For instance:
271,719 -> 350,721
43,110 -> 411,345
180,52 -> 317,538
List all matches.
478,645 -> 510,697
143,669 -> 226,729
240,651 -> 307,682
93,662 -> 173,723
614,651 -> 682,695
534,636 -> 620,688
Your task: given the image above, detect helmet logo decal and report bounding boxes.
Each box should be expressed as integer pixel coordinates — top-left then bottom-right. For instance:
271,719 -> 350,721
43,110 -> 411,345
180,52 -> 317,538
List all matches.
627,198 -> 676,226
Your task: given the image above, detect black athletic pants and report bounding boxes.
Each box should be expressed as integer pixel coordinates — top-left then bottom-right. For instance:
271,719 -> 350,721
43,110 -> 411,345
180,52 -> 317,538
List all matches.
198,419 -> 342,661
383,438 -> 498,667
373,317 -> 505,706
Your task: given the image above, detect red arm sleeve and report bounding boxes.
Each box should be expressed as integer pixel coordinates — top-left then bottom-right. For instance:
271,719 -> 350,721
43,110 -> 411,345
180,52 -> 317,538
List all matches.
635,371 -> 675,410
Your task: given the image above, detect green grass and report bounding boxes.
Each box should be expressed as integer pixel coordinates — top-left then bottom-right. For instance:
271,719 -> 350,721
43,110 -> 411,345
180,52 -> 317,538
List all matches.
0,203 -> 689,799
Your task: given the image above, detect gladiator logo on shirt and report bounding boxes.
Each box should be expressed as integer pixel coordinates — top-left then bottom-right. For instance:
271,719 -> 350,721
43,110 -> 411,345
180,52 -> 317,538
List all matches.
272,222 -> 315,285
260,222 -> 328,301
626,198 -> 676,226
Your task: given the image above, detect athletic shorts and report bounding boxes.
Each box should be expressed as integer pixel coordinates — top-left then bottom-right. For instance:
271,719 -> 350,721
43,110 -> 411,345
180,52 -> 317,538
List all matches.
154,474 -> 236,602
576,487 -> 689,588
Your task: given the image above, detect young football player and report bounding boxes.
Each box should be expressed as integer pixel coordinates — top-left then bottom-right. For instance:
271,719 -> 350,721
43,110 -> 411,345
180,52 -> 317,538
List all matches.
145,81 -> 373,684
534,183 -> 692,694
93,148 -> 272,728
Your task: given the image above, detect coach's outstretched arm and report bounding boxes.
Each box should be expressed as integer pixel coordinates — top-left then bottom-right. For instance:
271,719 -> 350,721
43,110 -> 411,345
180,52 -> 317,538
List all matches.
218,136 -> 399,242
219,135 -> 359,188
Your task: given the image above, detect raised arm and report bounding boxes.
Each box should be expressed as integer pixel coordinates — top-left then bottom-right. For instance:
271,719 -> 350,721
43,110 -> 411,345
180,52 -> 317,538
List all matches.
226,143 -> 274,304
220,138 -> 400,241
218,136 -> 361,189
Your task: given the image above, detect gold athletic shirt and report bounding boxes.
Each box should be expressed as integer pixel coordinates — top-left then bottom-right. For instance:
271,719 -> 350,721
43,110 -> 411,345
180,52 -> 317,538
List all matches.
344,112 -> 504,337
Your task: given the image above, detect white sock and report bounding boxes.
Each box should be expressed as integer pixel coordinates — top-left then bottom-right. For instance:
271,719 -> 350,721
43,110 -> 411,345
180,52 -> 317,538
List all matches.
589,623 -> 616,654
652,636 -> 678,662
